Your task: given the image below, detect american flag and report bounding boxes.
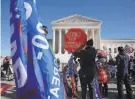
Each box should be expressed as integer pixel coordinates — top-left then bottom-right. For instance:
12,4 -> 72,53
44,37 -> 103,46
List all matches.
124,45 -> 134,53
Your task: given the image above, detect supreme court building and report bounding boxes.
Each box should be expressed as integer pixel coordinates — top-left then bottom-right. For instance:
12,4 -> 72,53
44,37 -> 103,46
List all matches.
49,14 -> 135,71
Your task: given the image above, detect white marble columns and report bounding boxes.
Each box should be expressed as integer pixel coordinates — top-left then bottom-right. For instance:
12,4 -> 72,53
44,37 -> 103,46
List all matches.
52,29 -> 55,53
59,29 -> 62,54
85,29 -> 89,40
64,29 -> 68,54
97,29 -> 101,49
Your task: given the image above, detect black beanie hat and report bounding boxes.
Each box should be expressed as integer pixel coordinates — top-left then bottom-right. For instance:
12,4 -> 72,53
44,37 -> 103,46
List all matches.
86,39 -> 93,46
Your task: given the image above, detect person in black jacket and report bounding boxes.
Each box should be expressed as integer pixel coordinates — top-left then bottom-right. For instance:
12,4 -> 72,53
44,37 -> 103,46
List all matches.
73,39 -> 97,99
116,47 -> 133,99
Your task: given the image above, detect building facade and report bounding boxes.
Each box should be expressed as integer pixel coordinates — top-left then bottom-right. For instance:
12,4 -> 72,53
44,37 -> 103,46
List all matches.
49,14 -> 135,71
101,39 -> 135,60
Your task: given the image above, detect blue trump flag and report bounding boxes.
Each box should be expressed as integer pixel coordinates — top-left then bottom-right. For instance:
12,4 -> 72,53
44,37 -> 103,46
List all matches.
10,0 -> 67,99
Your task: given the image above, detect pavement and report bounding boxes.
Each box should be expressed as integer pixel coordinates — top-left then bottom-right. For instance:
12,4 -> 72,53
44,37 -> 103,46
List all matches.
1,78 -> 135,99
1,78 -> 16,99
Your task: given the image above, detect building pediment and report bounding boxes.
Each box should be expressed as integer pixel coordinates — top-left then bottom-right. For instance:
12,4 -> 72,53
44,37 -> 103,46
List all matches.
51,14 -> 102,24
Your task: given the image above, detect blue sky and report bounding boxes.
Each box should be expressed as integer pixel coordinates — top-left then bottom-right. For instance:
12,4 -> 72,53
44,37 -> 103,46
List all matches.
1,0 -> 135,56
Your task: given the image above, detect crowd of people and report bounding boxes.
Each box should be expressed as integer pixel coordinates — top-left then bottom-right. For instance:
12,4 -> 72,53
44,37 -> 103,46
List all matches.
1,38 -> 135,99
62,39 -> 135,99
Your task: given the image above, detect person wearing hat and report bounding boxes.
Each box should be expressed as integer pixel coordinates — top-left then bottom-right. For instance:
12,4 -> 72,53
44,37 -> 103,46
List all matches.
116,46 -> 133,99
73,39 -> 97,99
